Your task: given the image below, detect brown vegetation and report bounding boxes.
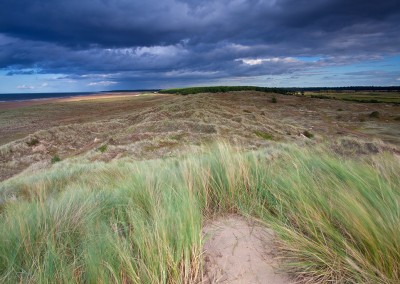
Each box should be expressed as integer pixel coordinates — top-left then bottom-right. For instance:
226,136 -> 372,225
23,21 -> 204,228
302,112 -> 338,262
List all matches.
1,91 -> 399,181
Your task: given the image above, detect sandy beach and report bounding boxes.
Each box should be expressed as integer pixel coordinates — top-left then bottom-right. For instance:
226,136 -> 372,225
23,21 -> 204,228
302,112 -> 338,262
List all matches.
0,92 -> 142,110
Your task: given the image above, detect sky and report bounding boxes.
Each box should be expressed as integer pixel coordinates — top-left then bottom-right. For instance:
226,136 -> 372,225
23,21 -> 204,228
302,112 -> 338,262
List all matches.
0,0 -> 400,93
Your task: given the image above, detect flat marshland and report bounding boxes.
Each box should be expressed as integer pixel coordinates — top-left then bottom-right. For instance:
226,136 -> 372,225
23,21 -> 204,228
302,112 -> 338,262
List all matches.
0,89 -> 399,283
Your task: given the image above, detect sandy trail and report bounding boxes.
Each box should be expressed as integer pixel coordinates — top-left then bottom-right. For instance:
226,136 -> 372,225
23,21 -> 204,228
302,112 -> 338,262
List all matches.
202,216 -> 293,284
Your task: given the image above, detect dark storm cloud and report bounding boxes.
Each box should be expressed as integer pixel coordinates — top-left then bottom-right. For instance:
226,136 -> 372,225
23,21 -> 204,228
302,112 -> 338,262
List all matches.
0,0 -> 399,86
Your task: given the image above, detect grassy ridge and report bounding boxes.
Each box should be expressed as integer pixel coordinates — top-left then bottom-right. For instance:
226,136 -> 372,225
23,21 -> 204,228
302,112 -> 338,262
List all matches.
161,85 -> 400,104
0,143 -> 399,283
161,86 -> 290,95
305,91 -> 400,104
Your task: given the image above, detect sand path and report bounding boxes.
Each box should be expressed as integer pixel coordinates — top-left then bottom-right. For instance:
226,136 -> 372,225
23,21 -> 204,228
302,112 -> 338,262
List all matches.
202,216 -> 293,284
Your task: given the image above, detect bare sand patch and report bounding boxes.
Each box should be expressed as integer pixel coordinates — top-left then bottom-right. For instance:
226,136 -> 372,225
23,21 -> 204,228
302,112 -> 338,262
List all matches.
202,215 -> 293,284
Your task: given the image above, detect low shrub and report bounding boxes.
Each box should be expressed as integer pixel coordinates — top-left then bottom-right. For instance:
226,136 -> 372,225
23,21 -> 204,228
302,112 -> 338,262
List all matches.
26,138 -> 39,147
303,130 -> 314,139
97,144 -> 108,153
51,154 -> 61,164
369,111 -> 380,118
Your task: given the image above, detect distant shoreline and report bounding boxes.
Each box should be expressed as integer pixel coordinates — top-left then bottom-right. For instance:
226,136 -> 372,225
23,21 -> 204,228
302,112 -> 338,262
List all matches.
0,92 -> 147,110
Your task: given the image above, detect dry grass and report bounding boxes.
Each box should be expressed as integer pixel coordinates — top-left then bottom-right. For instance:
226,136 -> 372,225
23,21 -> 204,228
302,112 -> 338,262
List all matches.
1,91 -> 400,283
1,91 -> 399,182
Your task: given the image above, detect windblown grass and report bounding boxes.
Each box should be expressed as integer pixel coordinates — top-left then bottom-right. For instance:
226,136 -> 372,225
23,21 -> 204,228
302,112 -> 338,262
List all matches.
0,142 -> 399,283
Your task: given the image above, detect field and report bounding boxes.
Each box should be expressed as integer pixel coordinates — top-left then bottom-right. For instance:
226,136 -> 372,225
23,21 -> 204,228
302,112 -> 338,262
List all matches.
1,90 -> 400,283
303,90 -> 400,104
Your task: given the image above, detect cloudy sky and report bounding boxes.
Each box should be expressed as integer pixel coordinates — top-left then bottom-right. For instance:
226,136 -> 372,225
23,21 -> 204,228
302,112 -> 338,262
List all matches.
1,0 -> 400,93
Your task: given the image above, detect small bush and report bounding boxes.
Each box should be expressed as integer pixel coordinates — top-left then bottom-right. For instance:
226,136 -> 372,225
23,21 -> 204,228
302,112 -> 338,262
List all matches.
97,144 -> 108,153
271,97 -> 278,103
51,155 -> 61,164
254,131 -> 274,140
337,108 -> 343,111
26,138 -> 39,147
394,116 -> 400,121
303,130 -> 314,139
369,111 -> 380,118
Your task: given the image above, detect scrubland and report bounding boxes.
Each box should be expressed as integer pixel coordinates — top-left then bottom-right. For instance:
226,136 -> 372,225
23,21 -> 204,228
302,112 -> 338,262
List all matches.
0,91 -> 399,283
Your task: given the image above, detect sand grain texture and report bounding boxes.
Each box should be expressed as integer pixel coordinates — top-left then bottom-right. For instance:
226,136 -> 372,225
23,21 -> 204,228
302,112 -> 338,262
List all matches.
203,216 -> 293,284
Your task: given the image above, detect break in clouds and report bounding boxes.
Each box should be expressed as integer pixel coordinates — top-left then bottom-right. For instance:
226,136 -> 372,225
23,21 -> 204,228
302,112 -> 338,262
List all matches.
0,0 -> 400,90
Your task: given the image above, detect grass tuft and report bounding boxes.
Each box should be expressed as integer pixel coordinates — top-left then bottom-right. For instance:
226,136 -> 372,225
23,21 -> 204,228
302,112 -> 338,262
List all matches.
254,131 -> 274,140
97,144 -> 108,153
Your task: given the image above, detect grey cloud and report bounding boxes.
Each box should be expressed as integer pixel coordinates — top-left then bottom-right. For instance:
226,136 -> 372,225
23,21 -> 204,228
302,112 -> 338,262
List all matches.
0,0 -> 399,87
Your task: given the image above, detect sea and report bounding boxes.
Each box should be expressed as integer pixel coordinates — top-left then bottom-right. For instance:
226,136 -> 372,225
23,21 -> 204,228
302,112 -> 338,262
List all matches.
0,92 -> 100,102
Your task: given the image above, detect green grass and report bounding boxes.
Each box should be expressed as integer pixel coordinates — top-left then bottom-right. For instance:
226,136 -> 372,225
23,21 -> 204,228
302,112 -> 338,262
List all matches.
161,86 -> 290,95
305,91 -> 400,104
254,131 -> 274,140
97,144 -> 108,153
0,142 -> 399,283
51,154 -> 61,164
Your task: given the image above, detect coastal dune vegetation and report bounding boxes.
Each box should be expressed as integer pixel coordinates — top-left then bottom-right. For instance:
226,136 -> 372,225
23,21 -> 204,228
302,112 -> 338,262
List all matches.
161,85 -> 290,95
0,142 -> 399,283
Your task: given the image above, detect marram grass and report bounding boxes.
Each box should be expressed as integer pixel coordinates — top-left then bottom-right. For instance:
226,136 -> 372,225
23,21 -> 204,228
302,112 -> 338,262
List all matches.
0,142 -> 399,283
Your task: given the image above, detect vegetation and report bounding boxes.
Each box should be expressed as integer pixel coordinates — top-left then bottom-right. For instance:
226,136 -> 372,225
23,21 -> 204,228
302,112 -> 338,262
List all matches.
303,130 -> 314,139
26,138 -> 39,147
306,91 -> 400,104
369,111 -> 380,118
97,144 -> 108,153
51,154 -> 61,164
161,86 -> 290,95
161,86 -> 400,103
0,142 -> 399,283
271,96 -> 278,103
254,131 -> 274,140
